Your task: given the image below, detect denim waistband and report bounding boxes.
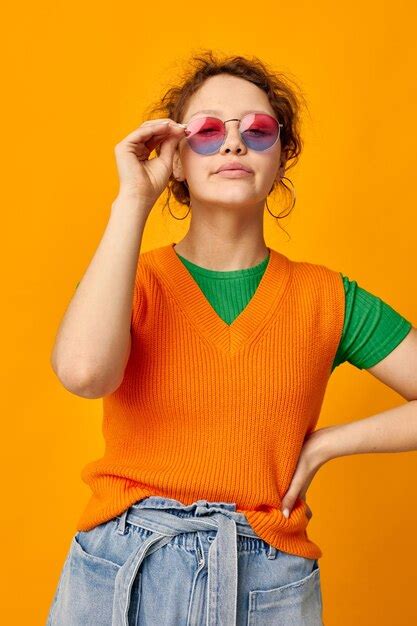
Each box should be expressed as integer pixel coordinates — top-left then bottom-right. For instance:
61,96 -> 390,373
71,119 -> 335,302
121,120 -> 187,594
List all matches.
111,496 -> 277,625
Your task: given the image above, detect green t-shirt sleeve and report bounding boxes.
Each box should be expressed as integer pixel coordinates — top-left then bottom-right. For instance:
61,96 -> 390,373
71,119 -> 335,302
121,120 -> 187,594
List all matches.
331,273 -> 413,371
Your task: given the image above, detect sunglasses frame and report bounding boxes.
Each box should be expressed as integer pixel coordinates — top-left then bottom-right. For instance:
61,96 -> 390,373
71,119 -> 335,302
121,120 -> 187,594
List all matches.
180,112 -> 284,155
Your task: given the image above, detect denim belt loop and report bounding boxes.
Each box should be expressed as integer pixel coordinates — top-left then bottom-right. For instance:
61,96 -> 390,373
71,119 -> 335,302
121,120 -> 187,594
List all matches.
267,544 -> 277,559
116,508 -> 128,535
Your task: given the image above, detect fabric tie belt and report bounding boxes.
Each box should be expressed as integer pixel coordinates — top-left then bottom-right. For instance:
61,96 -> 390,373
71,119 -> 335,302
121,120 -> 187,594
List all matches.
111,497 -> 275,626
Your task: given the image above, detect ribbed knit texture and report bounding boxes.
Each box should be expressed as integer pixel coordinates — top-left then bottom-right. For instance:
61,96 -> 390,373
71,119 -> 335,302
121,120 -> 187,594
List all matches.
77,243 -> 346,559
175,252 -> 413,372
74,259 -> 413,373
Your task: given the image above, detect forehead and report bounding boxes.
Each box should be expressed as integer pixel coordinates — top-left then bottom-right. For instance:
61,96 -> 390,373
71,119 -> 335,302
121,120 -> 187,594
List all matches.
182,75 -> 275,121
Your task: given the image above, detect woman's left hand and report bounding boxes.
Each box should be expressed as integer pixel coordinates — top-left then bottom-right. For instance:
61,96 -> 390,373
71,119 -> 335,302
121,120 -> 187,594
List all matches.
280,428 -> 330,519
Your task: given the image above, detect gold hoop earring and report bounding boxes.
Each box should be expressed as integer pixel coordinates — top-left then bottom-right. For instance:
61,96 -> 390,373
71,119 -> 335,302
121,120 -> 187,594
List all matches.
265,176 -> 296,217
168,203 -> 191,220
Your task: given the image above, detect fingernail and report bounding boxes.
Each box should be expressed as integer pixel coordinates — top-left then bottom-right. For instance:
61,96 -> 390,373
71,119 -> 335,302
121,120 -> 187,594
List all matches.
283,508 -> 290,518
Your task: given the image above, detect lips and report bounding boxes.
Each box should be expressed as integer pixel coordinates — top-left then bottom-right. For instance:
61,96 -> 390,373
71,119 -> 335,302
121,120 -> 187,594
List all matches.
215,163 -> 253,173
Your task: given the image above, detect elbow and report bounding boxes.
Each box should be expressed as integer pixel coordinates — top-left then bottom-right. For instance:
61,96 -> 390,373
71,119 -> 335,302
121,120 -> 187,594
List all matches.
51,359 -> 123,399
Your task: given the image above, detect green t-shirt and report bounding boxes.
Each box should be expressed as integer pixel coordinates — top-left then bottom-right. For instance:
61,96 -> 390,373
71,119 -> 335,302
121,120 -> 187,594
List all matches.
74,249 -> 413,372
174,251 -> 413,373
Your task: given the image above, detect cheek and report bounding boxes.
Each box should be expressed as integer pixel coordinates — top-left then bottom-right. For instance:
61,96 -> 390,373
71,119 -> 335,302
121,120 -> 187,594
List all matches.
252,142 -> 281,170
253,157 -> 281,182
265,151 -> 283,180
178,142 -> 195,170
180,146 -> 216,181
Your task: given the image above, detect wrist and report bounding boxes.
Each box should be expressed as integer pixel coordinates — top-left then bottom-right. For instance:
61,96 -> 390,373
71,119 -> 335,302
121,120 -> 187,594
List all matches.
308,425 -> 338,467
111,192 -> 152,218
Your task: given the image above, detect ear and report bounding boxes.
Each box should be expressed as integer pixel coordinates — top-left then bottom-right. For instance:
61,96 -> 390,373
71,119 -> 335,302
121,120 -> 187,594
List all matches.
172,149 -> 184,182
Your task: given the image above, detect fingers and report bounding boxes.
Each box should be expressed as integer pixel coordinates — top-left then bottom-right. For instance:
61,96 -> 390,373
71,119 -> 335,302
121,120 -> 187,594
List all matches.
144,123 -> 185,154
115,120 -> 185,158
281,493 -> 313,520
122,120 -> 185,146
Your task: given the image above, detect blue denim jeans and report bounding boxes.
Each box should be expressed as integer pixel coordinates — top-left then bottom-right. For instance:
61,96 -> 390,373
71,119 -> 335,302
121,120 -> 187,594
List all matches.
46,496 -> 324,625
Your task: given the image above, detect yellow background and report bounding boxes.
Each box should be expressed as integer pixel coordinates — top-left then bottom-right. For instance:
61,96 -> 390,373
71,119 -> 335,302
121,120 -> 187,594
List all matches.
3,1 -> 417,624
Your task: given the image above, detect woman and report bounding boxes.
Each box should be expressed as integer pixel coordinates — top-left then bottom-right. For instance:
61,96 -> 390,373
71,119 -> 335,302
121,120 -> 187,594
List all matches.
47,52 -> 416,626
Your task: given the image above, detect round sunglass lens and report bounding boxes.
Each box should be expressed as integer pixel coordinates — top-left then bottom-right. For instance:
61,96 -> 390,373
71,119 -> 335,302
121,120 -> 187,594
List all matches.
185,116 -> 225,155
240,113 -> 279,151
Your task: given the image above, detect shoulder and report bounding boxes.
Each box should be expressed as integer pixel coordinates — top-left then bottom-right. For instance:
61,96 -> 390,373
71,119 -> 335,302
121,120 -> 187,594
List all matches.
138,244 -> 166,264
274,250 -> 345,293
135,244 -> 171,277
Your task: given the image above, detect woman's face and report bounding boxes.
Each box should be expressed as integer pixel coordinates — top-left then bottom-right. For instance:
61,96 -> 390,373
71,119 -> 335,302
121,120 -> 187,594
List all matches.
173,74 -> 285,210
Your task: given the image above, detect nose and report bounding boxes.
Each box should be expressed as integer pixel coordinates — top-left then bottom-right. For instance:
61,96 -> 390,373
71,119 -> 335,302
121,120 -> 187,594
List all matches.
219,119 -> 247,154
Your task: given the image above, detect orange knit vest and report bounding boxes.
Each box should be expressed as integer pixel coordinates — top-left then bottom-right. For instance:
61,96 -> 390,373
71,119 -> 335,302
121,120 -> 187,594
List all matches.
77,243 -> 345,560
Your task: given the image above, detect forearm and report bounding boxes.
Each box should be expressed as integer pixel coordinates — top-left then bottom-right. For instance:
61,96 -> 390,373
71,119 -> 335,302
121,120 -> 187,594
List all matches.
51,193 -> 149,397
316,400 -> 417,463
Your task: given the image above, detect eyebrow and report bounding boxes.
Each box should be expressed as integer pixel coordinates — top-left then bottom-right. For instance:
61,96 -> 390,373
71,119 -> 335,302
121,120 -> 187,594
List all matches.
185,108 -> 272,121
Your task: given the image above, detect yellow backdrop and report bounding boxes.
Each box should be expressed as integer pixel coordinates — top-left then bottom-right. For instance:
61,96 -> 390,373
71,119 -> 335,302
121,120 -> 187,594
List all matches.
4,0 -> 417,624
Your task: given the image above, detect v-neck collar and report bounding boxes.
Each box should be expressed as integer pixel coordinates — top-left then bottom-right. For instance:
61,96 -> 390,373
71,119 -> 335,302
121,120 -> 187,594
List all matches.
150,243 -> 293,355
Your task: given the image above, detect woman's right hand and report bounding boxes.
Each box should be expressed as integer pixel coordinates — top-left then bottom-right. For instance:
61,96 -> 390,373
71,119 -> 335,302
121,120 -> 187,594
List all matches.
113,118 -> 187,210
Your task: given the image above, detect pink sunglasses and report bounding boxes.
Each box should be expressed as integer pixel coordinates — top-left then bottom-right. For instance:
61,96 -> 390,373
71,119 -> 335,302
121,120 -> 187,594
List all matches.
176,112 -> 283,155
